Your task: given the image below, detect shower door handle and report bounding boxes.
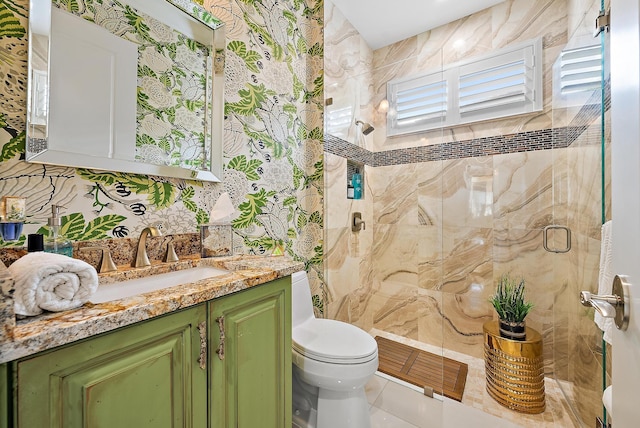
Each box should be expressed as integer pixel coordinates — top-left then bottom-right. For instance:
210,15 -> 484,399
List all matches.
543,225 -> 571,253
580,274 -> 630,331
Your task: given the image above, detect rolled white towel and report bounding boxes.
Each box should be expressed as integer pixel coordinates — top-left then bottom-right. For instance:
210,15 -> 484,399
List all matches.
9,252 -> 99,316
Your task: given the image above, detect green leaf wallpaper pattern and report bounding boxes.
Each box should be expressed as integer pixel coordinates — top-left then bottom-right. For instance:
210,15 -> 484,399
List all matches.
227,154 -> 263,181
0,0 -> 326,314
0,128 -> 23,161
36,213 -> 128,241
211,0 -> 326,312
0,0 -> 26,37
228,40 -> 262,73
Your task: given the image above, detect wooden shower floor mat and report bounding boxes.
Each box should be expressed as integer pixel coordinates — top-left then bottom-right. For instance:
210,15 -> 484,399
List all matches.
375,336 -> 468,402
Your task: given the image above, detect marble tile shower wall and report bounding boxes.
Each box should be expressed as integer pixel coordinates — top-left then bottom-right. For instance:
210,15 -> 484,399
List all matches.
324,9 -> 607,426
326,125 -> 603,368
368,0 -> 570,153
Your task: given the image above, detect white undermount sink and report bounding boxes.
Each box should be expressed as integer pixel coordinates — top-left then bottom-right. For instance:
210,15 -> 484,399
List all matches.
89,266 -> 229,304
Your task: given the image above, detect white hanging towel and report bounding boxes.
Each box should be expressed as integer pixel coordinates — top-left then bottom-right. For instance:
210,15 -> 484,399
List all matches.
595,220 -> 614,344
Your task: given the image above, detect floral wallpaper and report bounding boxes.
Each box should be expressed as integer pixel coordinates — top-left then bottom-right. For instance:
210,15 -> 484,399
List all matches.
0,0 -> 326,313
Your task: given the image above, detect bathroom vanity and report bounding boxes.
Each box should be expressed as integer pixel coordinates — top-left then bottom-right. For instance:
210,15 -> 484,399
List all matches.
0,255 -> 302,428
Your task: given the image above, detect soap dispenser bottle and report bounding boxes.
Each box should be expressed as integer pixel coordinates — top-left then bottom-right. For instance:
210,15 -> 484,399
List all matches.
352,168 -> 363,200
44,205 -> 73,257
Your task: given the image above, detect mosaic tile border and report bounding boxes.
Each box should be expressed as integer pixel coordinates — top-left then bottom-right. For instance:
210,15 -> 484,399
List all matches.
327,126 -> 574,166
324,134 -> 375,165
325,85 -> 608,166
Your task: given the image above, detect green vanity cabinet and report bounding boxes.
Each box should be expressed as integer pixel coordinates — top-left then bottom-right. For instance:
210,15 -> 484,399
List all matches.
7,276 -> 292,428
14,304 -> 208,428
209,277 -> 292,428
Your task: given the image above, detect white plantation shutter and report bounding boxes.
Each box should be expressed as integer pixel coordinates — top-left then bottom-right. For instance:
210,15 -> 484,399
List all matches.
325,105 -> 353,138
560,45 -> 602,94
458,44 -> 539,121
387,38 -> 542,136
388,74 -> 447,135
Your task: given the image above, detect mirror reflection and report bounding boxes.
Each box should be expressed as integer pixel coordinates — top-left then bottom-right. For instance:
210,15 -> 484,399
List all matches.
27,0 -> 225,181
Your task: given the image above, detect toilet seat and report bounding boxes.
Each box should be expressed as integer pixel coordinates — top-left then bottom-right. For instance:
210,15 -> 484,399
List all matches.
293,318 -> 378,364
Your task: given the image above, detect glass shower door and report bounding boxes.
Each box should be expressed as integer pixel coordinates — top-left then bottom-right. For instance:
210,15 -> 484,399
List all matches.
551,1 -> 610,425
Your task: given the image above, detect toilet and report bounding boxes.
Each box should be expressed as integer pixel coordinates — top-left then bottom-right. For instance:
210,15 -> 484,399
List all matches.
291,271 -> 378,428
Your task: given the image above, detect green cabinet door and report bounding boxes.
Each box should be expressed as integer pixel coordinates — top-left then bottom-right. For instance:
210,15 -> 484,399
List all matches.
209,277 -> 292,428
1,364 -> 8,428
15,305 -> 208,428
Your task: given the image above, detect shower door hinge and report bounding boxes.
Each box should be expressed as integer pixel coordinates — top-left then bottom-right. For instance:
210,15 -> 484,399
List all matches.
594,10 -> 610,37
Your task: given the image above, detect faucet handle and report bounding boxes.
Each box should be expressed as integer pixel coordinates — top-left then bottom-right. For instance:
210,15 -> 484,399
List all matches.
163,239 -> 179,263
352,212 -> 366,232
79,246 -> 118,273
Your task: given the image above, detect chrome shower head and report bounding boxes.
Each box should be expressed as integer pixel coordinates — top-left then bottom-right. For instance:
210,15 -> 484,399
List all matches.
355,120 -> 374,136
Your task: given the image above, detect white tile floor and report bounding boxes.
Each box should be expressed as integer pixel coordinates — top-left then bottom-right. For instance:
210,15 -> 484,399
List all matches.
366,372 -> 523,428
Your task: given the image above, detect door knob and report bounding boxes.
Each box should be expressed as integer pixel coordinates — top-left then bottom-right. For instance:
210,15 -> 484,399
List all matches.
580,274 -> 630,331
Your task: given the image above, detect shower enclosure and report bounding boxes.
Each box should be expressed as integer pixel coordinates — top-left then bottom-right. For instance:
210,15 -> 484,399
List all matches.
551,0 -> 611,425
324,0 -> 609,426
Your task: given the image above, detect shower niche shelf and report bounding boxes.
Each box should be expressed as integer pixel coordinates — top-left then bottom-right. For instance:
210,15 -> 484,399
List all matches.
347,160 -> 364,200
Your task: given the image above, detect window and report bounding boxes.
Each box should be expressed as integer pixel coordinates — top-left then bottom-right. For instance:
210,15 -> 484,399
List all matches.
559,44 -> 602,95
325,104 -> 353,138
389,73 -> 448,135
387,38 -> 543,136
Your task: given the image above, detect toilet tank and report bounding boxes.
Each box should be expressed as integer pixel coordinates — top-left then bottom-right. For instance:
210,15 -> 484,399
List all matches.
292,271 -> 315,327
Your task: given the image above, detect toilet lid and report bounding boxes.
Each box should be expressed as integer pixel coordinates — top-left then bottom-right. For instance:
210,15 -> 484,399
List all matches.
292,319 -> 378,364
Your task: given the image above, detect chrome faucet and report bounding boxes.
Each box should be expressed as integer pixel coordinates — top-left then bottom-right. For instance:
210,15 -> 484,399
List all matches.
132,226 -> 162,268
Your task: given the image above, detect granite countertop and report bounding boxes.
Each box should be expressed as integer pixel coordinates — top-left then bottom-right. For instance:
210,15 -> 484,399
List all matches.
0,255 -> 304,364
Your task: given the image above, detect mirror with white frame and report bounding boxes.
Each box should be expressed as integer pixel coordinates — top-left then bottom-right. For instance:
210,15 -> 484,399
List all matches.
27,0 -> 225,181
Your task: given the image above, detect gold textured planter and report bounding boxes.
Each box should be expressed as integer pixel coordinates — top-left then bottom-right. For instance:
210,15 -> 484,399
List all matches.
483,321 -> 545,414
